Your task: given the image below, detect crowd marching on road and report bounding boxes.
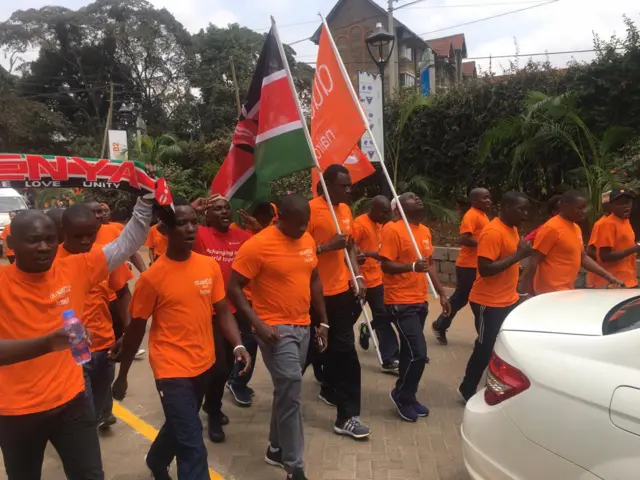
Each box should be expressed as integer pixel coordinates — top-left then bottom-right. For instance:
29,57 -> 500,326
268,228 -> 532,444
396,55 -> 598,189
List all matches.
0,163 -> 637,480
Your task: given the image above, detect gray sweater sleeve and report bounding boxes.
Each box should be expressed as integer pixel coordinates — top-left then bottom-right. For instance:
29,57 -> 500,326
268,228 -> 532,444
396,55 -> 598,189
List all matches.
102,198 -> 153,272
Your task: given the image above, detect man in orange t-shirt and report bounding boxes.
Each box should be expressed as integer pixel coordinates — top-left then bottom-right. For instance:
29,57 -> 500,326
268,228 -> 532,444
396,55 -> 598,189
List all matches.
433,188 -> 491,345
380,192 -> 450,422
0,197 -> 152,480
0,211 -> 18,263
521,190 -> 623,295
57,204 -> 133,428
459,192 -> 532,402
113,199 -> 249,480
228,194 -> 328,479
145,222 -> 168,263
594,189 -> 639,288
306,164 -> 368,440
353,196 -> 399,371
586,205 -> 610,288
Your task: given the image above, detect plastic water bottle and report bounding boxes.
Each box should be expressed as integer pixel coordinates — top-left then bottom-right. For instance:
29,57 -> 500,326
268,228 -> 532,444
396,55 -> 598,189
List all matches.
62,310 -> 91,365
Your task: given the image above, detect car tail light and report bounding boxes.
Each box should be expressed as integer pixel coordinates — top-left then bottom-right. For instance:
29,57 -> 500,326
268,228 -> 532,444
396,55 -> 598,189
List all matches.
484,352 -> 530,406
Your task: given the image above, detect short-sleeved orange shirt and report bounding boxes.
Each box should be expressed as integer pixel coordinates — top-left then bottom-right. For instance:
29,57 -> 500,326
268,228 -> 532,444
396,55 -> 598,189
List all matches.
586,215 -> 608,288
108,222 -> 125,233
456,207 -> 490,268
96,222 -> 134,300
0,248 -> 108,415
469,218 -> 520,307
232,225 -> 317,326
307,197 -> 353,296
130,253 -> 225,379
1,224 -> 14,257
56,246 -> 130,352
145,224 -> 168,257
352,214 -> 383,289
380,221 -> 434,305
595,214 -> 637,287
533,215 -> 584,294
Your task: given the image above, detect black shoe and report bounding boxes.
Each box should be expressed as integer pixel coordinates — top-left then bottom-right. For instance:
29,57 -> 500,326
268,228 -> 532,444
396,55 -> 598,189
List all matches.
381,359 -> 399,374
98,413 -> 117,430
219,411 -> 229,426
145,455 -> 172,480
207,416 -> 225,443
264,445 -> 285,469
333,417 -> 371,439
318,388 -> 336,407
458,386 -> 473,405
286,469 -> 308,480
226,383 -> 252,407
431,321 -> 448,346
358,322 -> 370,350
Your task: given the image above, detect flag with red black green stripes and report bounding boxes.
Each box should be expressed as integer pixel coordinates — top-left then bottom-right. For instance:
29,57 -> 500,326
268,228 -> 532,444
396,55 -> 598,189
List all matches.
210,26 -> 314,212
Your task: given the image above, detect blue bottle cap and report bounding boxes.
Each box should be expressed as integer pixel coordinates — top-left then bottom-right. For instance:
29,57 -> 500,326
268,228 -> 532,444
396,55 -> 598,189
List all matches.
62,310 -> 75,320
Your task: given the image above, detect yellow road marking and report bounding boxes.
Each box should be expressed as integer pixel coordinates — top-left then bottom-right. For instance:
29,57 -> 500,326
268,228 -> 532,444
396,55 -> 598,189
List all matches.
112,402 -> 224,480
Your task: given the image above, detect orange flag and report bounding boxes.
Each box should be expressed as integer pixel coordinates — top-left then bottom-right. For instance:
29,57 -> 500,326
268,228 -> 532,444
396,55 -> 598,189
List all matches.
310,24 -> 375,195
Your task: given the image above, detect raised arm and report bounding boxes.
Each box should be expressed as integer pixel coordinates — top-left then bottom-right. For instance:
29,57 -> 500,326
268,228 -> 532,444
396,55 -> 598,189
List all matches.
102,198 -> 152,272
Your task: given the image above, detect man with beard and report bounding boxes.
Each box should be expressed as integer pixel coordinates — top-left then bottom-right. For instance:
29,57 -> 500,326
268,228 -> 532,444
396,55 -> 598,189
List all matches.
193,195 -> 256,443
113,199 -> 250,480
380,192 -> 450,422
0,196 -> 151,479
458,192 -> 532,403
307,164 -> 369,439
432,188 -> 491,345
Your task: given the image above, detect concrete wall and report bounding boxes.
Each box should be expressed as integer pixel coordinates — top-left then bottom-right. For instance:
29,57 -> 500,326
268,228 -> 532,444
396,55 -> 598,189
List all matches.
432,246 -> 640,288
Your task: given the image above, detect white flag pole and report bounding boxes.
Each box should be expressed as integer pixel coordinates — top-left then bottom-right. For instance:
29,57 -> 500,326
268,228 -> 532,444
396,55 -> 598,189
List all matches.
271,17 -> 383,365
318,14 -> 438,298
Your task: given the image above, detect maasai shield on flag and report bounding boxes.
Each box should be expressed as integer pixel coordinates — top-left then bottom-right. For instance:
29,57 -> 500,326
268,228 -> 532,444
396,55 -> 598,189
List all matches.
211,27 -> 315,212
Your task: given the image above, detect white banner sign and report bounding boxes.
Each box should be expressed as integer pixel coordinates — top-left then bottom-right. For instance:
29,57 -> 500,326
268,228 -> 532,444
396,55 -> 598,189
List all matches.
108,130 -> 128,161
358,71 -> 384,163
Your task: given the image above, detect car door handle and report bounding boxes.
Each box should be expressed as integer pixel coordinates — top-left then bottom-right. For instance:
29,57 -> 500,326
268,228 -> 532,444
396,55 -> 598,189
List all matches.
610,386 -> 640,437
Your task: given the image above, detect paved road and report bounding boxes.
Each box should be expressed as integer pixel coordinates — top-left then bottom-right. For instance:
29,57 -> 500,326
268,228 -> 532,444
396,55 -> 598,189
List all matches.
1,253 -> 477,480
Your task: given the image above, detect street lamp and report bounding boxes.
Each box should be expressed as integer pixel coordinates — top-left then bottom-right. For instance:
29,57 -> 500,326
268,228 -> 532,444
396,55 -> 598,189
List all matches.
365,22 -> 395,196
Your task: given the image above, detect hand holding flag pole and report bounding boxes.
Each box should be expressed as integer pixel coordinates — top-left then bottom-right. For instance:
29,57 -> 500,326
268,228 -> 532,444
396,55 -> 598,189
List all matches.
318,13 -> 438,299
271,16 -> 383,366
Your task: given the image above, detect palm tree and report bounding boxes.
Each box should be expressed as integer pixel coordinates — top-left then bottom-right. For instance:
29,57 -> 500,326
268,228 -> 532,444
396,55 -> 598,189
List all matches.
479,91 -> 635,222
395,165 -> 457,223
128,134 -> 186,166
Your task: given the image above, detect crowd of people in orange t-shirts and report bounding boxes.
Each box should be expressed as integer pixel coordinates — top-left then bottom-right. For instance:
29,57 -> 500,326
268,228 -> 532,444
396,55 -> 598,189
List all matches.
0,165 -> 637,480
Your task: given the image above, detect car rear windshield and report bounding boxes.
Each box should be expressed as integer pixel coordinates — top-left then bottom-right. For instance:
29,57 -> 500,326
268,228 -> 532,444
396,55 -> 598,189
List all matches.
604,296 -> 640,334
0,197 -> 26,213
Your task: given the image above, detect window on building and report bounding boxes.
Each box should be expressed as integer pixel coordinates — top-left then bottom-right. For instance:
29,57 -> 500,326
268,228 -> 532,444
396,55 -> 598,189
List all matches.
401,44 -> 413,61
400,73 -> 416,87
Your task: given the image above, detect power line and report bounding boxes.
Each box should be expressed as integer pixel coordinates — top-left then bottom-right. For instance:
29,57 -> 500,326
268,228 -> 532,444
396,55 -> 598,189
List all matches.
405,0 -> 551,9
418,0 -> 560,36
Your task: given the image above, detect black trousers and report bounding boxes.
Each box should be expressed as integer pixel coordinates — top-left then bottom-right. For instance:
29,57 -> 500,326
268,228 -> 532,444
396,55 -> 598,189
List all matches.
203,323 -> 234,417
148,368 -> 212,480
387,303 -> 429,403
459,301 -> 519,397
227,310 -> 258,389
0,393 -> 104,480
434,266 -> 477,331
367,284 -> 399,364
313,290 -> 363,421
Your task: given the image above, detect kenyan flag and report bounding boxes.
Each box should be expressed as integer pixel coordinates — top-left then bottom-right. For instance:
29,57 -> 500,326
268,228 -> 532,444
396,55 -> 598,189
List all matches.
210,26 -> 314,212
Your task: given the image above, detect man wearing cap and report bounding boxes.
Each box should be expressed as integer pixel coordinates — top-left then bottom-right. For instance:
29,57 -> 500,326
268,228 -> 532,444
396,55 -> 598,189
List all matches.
593,188 -> 639,288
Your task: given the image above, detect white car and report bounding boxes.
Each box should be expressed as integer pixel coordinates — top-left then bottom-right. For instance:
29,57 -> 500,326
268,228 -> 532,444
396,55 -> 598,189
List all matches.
462,289 -> 640,480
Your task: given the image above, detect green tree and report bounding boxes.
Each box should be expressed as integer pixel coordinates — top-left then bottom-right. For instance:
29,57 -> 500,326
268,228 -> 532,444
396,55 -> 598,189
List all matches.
128,134 -> 185,166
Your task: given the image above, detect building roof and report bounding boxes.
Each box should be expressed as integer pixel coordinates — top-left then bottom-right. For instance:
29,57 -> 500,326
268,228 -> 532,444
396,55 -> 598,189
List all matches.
311,0 -> 427,47
425,33 -> 467,58
462,61 -> 476,77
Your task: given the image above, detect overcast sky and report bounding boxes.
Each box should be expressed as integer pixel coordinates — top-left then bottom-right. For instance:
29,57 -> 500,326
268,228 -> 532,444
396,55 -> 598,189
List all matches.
2,0 -> 639,74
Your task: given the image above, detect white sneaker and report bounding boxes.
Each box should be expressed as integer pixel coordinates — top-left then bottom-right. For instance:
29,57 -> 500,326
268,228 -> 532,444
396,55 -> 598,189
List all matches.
136,349 -> 146,357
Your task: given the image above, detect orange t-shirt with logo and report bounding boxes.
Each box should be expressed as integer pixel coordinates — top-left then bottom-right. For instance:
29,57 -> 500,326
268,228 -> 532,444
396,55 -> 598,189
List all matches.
456,207 -> 490,268
130,253 -> 225,380
145,224 -> 168,257
380,221 -> 434,305
586,215 -> 608,288
307,197 -> 353,296
595,214 -> 637,287
352,214 -> 383,289
232,225 -> 317,326
96,222 -> 134,300
469,218 -> 520,307
56,246 -> 131,352
1,224 -> 14,257
533,215 -> 584,294
0,248 -> 108,415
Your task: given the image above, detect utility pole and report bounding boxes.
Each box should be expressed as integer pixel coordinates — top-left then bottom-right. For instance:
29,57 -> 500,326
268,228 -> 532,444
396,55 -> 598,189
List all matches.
100,82 -> 114,159
229,56 -> 242,117
387,0 -> 398,95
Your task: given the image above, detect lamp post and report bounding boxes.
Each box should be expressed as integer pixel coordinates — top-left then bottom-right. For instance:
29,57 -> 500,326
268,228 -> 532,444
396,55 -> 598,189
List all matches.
365,22 -> 395,196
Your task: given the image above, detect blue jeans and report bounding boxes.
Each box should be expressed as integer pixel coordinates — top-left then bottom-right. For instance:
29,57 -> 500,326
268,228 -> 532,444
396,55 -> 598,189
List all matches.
367,284 -> 399,364
387,303 -> 429,404
147,368 -> 213,480
82,349 -> 115,422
